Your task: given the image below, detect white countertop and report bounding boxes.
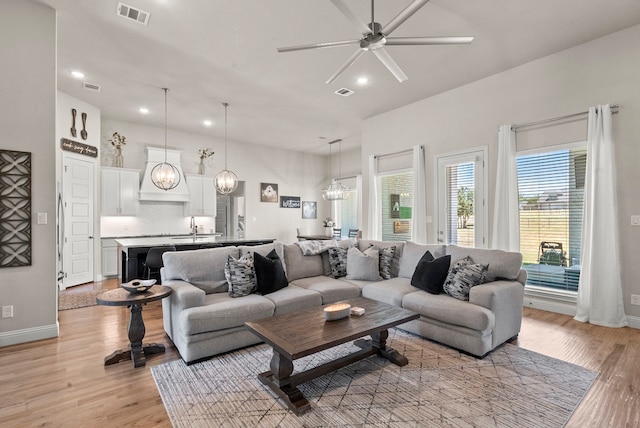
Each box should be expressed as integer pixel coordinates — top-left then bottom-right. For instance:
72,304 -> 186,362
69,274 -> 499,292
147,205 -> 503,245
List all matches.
115,235 -> 274,248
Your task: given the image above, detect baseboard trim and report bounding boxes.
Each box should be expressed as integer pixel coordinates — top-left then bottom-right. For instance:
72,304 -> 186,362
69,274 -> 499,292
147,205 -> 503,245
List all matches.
0,323 -> 59,347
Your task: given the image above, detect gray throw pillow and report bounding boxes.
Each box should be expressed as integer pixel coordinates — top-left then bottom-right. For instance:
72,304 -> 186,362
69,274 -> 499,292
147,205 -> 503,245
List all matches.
346,246 -> 381,281
379,246 -> 396,280
443,255 -> 473,292
398,241 -> 447,278
224,254 -> 256,298
443,263 -> 489,301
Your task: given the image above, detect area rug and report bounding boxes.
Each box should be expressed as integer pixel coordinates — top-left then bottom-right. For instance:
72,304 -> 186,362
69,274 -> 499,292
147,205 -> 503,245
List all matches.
58,290 -> 105,310
151,329 -> 597,427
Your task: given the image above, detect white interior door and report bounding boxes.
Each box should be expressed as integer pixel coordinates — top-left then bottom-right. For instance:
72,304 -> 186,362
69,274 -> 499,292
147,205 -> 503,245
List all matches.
62,155 -> 95,288
435,148 -> 487,248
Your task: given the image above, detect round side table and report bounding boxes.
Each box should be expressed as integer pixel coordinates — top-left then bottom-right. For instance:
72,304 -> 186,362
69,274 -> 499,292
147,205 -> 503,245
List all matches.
97,285 -> 172,368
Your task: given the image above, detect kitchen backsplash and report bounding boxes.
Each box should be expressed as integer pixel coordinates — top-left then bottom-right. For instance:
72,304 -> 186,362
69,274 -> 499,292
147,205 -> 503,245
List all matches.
101,201 -> 216,238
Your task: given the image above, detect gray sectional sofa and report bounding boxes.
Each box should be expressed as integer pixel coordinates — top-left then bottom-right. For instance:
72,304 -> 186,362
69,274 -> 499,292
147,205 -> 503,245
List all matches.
160,239 -> 526,363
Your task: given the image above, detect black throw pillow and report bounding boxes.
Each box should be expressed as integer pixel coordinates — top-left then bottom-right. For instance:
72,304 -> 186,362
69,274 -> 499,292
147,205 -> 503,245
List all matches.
254,249 -> 289,295
410,251 -> 451,294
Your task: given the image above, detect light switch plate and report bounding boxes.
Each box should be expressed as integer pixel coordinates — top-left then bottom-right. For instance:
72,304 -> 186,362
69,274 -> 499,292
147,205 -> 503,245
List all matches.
37,212 -> 47,224
631,215 -> 640,226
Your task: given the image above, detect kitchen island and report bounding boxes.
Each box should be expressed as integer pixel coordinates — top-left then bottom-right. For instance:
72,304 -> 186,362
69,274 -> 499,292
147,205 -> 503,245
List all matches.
115,235 -> 275,283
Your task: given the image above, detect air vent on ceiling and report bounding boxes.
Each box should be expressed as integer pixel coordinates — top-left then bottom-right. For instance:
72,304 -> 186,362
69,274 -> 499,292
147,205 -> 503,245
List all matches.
82,82 -> 101,92
334,88 -> 355,97
117,2 -> 151,25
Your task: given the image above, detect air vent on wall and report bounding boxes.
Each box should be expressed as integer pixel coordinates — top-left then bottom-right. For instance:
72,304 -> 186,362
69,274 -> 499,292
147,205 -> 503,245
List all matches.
334,88 -> 355,97
82,82 -> 101,92
117,2 -> 151,25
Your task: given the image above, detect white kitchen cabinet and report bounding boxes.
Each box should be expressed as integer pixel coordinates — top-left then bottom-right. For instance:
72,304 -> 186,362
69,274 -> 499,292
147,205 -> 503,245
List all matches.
101,238 -> 118,278
101,167 -> 140,216
184,174 -> 216,216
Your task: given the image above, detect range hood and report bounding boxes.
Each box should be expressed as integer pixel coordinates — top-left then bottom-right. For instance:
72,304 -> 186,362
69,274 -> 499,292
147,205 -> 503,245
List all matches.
139,146 -> 190,202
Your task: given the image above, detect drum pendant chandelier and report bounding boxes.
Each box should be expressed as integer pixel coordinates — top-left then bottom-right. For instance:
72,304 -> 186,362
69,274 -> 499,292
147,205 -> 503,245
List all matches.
151,88 -> 181,190
214,102 -> 238,195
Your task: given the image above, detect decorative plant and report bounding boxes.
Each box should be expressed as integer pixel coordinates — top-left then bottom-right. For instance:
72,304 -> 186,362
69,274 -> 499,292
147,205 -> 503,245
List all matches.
198,148 -> 215,160
322,217 -> 335,227
109,132 -> 127,149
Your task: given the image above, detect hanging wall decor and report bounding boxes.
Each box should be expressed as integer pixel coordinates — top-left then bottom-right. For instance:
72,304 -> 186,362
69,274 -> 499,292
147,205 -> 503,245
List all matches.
280,196 -> 301,208
0,149 -> 32,267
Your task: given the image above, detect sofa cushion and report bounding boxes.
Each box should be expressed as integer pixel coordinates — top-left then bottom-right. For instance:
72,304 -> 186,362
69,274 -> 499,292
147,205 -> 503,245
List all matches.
283,244 -> 325,281
402,291 -> 494,332
358,240 -> 404,278
290,276 -> 361,304
446,245 -> 522,281
444,263 -> 489,301
179,293 -> 274,335
254,249 -> 288,295
398,241 -> 446,278
163,246 -> 240,294
225,253 -> 256,298
362,277 -> 418,307
346,246 -> 381,281
327,246 -> 348,278
410,252 -> 451,294
262,284 -> 322,316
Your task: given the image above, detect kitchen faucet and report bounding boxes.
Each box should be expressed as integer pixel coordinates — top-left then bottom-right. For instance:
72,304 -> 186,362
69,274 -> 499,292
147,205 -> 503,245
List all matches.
190,216 -> 196,239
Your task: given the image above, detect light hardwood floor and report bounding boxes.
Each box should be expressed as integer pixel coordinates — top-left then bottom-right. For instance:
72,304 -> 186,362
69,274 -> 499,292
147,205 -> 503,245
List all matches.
0,279 -> 638,427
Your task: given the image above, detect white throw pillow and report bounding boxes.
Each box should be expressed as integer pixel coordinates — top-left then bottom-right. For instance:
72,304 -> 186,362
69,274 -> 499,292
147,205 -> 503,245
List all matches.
346,246 -> 381,281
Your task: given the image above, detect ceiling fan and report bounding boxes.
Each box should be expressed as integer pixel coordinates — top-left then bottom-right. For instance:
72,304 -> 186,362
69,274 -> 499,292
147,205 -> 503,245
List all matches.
277,0 -> 474,84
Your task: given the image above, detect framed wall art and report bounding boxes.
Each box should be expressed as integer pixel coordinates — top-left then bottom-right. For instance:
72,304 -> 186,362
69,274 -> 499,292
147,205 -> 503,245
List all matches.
280,196 -> 301,208
302,201 -> 317,219
260,182 -> 278,203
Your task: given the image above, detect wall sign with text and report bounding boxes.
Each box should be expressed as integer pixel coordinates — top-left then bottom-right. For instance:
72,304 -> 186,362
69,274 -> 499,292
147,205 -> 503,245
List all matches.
280,196 -> 301,208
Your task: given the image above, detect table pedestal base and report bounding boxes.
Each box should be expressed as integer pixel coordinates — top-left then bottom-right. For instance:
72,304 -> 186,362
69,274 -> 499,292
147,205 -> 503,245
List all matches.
104,342 -> 165,368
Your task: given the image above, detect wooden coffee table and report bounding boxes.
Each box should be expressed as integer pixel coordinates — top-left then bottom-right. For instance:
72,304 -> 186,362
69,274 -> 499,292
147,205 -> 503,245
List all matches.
96,285 -> 172,368
245,297 -> 419,415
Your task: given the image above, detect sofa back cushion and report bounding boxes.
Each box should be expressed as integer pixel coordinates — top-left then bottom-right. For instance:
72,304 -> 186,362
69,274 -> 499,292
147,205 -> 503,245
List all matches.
445,244 -> 523,281
398,241 -> 446,278
163,246 -> 240,294
358,240 -> 405,278
282,243 -> 324,281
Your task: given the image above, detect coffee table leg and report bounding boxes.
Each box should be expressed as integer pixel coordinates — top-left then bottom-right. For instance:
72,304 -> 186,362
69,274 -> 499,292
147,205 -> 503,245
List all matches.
128,304 -> 146,367
258,350 -> 310,415
354,329 -> 409,367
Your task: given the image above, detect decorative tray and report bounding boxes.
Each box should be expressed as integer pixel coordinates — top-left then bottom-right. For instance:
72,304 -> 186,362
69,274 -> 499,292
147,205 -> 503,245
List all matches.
121,279 -> 156,293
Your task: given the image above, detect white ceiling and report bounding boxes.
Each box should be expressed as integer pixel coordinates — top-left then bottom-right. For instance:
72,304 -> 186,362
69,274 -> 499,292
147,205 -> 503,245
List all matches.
38,0 -> 640,154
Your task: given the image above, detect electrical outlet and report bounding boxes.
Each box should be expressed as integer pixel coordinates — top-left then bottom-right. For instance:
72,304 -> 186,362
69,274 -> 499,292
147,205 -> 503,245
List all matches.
2,305 -> 13,318
631,294 -> 640,306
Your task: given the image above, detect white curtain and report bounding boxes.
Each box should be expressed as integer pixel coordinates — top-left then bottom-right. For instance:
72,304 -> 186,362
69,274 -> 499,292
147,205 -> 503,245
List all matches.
574,105 -> 627,327
356,174 -> 363,231
491,125 -> 520,251
367,154 -> 381,240
411,145 -> 427,243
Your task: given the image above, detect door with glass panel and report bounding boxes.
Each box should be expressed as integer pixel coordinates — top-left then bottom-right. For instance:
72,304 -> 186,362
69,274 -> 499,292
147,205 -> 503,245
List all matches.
436,149 -> 486,248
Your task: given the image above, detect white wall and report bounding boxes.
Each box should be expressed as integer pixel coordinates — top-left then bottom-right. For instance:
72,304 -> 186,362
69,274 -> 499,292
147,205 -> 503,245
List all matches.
100,119 -> 331,244
361,24 -> 640,320
0,1 -> 57,346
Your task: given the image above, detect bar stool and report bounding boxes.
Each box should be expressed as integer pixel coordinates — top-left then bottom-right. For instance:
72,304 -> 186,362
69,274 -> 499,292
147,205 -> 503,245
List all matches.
143,246 -> 176,283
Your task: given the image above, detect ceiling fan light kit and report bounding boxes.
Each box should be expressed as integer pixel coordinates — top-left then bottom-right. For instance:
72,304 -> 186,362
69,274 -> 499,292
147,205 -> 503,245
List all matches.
151,88 -> 181,191
214,102 -> 239,195
278,0 -> 474,84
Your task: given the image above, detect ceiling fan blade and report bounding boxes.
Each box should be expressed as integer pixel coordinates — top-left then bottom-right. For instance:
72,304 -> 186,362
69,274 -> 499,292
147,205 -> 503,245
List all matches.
381,0 -> 430,36
330,0 -> 372,35
372,48 -> 408,82
277,39 -> 360,53
385,36 -> 475,46
325,49 -> 365,84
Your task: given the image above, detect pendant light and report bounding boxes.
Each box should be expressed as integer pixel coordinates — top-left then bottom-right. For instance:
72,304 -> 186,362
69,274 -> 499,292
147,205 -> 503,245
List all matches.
321,139 -> 350,200
151,88 -> 181,190
214,102 -> 239,194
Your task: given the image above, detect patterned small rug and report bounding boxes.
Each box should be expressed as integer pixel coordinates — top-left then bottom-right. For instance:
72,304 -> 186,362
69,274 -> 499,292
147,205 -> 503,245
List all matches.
58,290 -> 105,310
151,329 -> 597,427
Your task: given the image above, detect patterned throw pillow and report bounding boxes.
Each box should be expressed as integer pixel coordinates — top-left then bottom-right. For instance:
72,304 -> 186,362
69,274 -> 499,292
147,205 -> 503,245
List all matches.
379,246 -> 396,280
443,255 -> 473,291
225,254 -> 256,298
327,247 -> 348,278
444,263 -> 489,301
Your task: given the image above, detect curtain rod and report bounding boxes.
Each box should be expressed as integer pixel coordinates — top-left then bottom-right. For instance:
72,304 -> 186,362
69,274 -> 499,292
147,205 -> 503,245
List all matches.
374,146 -> 422,160
513,104 -> 619,130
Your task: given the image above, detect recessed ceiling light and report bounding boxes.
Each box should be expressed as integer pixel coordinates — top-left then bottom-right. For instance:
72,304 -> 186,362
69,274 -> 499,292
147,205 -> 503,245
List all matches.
357,76 -> 369,85
203,120 -> 213,127
139,107 -> 149,114
70,70 -> 85,79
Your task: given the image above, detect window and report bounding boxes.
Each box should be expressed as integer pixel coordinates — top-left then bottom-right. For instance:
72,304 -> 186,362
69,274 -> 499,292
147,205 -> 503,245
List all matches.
333,178 -> 358,238
517,143 -> 586,292
380,170 -> 413,242
435,149 -> 487,247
